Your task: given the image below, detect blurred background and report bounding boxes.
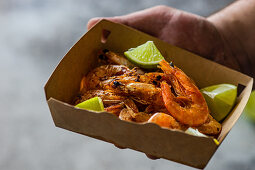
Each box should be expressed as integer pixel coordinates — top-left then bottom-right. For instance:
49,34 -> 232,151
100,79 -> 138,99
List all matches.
1,0 -> 255,169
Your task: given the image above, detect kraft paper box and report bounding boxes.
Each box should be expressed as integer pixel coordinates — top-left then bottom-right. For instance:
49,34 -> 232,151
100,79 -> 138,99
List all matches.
44,20 -> 253,169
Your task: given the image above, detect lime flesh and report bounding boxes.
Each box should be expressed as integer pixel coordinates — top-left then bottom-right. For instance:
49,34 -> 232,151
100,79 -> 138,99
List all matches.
243,91 -> 255,122
75,97 -> 104,112
124,41 -> 164,69
201,84 -> 237,122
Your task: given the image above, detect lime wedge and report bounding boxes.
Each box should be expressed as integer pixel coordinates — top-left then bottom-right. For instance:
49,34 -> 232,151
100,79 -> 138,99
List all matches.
124,41 -> 164,69
243,91 -> 255,122
75,97 -> 104,112
201,84 -> 237,122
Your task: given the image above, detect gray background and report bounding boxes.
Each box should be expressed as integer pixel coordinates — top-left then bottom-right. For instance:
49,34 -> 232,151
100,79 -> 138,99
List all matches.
1,0 -> 255,170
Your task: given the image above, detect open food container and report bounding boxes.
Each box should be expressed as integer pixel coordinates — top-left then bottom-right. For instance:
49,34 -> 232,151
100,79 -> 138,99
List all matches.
44,20 -> 253,169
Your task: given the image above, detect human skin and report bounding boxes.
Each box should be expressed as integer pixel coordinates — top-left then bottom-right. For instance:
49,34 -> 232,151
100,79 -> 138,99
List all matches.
88,3 -> 255,81
87,0 -> 255,159
88,6 -> 239,71
208,0 -> 255,80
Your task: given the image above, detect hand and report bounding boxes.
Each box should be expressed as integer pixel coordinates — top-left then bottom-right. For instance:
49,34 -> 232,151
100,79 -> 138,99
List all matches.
87,5 -> 242,72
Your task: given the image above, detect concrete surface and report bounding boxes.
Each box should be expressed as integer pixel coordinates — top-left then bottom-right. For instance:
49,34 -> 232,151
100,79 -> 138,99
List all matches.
1,0 -> 255,170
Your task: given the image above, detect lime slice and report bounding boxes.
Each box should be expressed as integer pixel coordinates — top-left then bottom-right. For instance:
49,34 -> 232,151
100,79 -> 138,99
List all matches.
201,84 -> 237,122
124,41 -> 164,69
185,127 -> 207,137
75,97 -> 104,112
243,91 -> 255,122
185,128 -> 219,145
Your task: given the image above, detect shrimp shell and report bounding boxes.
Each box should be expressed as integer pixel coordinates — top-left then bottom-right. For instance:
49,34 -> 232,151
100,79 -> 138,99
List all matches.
74,90 -> 126,106
105,51 -> 136,68
124,98 -> 139,113
148,112 -> 184,130
160,60 -> 209,126
148,112 -> 221,135
86,65 -> 131,90
125,83 -> 163,105
105,103 -> 125,116
97,50 -> 135,68
195,114 -> 222,135
119,108 -> 133,121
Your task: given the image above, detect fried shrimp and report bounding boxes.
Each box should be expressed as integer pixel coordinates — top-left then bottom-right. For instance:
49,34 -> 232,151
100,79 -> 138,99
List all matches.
139,73 -> 165,86
119,108 -> 133,121
195,115 -> 222,135
148,112 -> 183,130
104,51 -> 136,68
119,82 -> 163,105
119,108 -> 152,122
124,98 -> 139,113
160,60 -> 209,126
147,112 -> 221,135
86,65 -> 131,89
74,49 -> 223,137
117,99 -> 152,122
105,103 -> 125,116
75,90 -> 126,106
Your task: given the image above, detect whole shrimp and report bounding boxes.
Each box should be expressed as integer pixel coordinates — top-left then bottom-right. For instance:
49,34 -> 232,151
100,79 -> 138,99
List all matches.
110,81 -> 164,106
100,70 -> 167,94
148,112 -> 184,130
119,99 -> 152,122
195,114 -> 221,135
102,97 -> 139,117
100,75 -> 138,91
148,112 -> 221,135
105,103 -> 125,116
98,50 -> 145,75
74,89 -> 126,106
103,50 -> 136,68
101,72 -> 168,106
159,60 -> 209,126
85,65 -> 131,90
110,72 -> 166,87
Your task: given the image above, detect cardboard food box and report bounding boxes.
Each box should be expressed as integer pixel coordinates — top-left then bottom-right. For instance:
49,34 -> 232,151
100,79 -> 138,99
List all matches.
44,20 -> 253,169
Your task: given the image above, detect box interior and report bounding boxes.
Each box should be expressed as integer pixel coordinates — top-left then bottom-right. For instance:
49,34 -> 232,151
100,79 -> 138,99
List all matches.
45,20 -> 253,144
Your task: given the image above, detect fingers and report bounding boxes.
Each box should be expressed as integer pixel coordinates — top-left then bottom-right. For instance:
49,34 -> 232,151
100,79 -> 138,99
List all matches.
87,5 -> 176,37
114,144 -> 126,149
114,144 -> 160,160
145,154 -> 160,160
87,17 -> 124,30
87,17 -> 101,30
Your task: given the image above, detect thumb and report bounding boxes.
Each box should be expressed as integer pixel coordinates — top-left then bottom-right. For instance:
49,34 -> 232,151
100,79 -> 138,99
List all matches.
87,17 -> 125,30
87,6 -> 175,36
